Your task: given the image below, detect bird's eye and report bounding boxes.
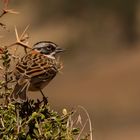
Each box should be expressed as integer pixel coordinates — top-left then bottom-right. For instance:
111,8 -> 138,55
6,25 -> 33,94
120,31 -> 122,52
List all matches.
37,48 -> 41,51
47,45 -> 52,50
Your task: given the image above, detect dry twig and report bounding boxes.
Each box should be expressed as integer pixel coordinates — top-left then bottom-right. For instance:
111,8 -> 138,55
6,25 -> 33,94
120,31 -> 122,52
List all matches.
0,0 -> 19,31
8,26 -> 31,54
0,0 -> 19,18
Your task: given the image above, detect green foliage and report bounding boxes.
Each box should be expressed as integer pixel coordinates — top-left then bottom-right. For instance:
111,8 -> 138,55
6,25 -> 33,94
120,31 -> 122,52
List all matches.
0,100 -> 83,140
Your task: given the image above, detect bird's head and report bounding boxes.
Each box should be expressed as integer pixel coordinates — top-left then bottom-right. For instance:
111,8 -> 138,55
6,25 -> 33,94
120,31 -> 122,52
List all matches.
32,41 -> 63,58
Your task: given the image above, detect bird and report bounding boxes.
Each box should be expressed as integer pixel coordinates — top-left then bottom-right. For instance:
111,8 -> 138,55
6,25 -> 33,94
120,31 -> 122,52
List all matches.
10,41 -> 63,102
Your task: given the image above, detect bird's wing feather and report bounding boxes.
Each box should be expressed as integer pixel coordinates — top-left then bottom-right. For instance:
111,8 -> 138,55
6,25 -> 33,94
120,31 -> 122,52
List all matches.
15,52 -> 58,82
10,78 -> 30,102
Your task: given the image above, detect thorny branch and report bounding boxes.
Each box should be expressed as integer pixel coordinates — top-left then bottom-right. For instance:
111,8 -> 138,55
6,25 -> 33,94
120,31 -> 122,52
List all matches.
8,26 -> 31,54
0,0 -> 19,18
0,0 -> 19,30
0,0 -> 19,29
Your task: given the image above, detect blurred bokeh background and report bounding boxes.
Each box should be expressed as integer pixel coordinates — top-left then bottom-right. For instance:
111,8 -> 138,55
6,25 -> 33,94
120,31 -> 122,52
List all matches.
1,0 -> 140,139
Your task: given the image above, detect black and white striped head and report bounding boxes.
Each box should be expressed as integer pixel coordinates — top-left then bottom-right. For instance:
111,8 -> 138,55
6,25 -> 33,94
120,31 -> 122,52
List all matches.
32,41 -> 63,57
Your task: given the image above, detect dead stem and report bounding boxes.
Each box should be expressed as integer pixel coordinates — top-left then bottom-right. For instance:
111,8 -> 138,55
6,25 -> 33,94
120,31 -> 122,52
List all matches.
7,26 -> 31,54
0,0 -> 19,18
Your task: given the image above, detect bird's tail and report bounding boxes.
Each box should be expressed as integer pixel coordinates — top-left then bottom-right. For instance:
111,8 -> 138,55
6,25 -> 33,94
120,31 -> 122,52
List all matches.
11,80 -> 30,102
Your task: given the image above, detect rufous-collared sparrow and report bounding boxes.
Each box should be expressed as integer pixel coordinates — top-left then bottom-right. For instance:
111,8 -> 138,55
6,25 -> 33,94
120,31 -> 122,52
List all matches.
10,41 -> 63,102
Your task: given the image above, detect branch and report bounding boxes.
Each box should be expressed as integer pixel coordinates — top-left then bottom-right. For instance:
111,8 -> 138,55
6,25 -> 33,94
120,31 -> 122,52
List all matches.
8,26 -> 31,54
0,0 -> 19,30
0,0 -> 19,18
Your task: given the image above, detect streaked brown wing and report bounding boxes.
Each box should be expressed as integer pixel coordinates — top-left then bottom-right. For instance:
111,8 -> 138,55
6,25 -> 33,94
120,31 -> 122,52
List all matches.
30,67 -> 57,89
15,52 -> 58,82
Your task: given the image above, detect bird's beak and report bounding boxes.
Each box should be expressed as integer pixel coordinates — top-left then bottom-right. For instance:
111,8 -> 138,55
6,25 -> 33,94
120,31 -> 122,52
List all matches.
55,47 -> 64,53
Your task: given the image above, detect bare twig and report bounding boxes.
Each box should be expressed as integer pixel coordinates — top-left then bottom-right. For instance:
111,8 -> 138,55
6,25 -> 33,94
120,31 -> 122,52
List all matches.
0,0 -> 19,18
20,24 -> 30,41
0,9 -> 19,18
0,0 -> 19,31
8,26 -> 31,54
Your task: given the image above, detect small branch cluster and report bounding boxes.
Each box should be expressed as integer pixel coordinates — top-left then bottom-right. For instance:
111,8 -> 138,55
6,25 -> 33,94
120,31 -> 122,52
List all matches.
0,0 -> 19,30
8,25 -> 31,54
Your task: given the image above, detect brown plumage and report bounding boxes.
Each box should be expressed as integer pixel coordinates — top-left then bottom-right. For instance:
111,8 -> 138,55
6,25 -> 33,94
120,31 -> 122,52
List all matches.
10,41 -> 63,102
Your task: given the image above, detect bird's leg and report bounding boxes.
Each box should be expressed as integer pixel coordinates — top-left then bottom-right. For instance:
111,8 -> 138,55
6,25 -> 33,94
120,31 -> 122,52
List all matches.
39,88 -> 45,98
39,88 -> 48,104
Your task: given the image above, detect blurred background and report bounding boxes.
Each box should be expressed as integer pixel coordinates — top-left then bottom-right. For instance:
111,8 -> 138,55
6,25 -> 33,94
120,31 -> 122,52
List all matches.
1,0 -> 140,139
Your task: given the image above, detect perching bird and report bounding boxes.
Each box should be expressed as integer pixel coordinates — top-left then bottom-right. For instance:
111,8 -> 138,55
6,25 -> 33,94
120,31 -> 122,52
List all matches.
10,41 -> 63,102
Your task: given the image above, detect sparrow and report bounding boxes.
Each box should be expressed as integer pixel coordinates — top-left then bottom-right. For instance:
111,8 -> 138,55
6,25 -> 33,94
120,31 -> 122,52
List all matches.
10,41 -> 63,102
